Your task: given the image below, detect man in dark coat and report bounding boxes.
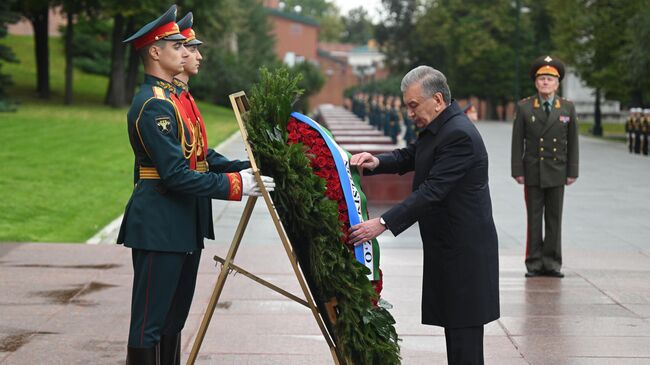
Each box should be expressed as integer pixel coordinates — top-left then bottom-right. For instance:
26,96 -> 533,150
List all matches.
349,66 -> 499,365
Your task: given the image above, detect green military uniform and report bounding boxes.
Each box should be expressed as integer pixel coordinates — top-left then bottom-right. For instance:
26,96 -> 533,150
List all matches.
625,109 -> 636,153
511,55 -> 579,276
118,6 -> 248,362
388,103 -> 401,144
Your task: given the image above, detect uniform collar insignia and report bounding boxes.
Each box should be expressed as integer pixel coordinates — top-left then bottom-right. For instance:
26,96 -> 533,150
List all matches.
173,78 -> 189,92
144,74 -> 177,94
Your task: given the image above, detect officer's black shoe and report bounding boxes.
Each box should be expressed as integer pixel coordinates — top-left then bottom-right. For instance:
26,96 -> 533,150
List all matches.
544,270 -> 565,278
160,333 -> 180,365
127,346 -> 160,365
525,270 -> 544,278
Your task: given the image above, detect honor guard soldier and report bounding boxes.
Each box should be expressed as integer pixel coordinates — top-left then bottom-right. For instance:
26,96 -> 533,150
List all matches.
511,55 -> 579,278
358,92 -> 367,122
633,108 -> 642,154
387,96 -> 401,144
639,109 -> 650,156
118,6 -> 274,364
370,94 -> 380,128
626,108 -> 638,153
400,100 -> 416,144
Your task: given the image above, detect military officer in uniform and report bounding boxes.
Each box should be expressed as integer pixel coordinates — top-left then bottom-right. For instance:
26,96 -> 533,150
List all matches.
639,109 -> 650,156
625,108 -> 638,153
118,6 -> 274,364
511,55 -> 579,278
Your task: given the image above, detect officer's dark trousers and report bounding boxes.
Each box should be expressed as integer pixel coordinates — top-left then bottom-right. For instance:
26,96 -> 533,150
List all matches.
524,185 -> 564,272
444,326 -> 484,365
128,249 -> 201,348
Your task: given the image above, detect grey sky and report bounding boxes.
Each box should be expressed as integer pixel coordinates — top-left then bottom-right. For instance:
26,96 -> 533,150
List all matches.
331,0 -> 383,21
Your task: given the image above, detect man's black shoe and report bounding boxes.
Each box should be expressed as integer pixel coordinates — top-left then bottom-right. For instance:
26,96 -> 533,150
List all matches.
525,270 -> 544,278
544,270 -> 565,278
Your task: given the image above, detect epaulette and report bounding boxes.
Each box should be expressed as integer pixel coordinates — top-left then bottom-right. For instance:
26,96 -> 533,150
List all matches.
152,86 -> 167,100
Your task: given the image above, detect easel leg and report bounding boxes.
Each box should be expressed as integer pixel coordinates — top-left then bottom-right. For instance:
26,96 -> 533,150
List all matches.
186,197 -> 258,365
260,193 -> 345,365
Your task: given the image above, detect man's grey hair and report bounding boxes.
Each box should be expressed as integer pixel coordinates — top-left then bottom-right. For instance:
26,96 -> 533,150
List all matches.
401,66 -> 451,105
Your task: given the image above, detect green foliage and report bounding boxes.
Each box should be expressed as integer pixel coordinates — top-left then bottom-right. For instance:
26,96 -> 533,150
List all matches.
289,61 -> 325,113
376,0 -> 550,117
62,16 -> 113,76
245,68 -> 400,364
188,0 -> 277,106
346,75 -> 402,97
550,0 -> 649,106
0,1 -> 19,111
341,7 -> 375,45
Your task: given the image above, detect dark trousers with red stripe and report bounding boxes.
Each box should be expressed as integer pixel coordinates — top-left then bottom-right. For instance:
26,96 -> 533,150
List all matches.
128,249 -> 201,348
524,185 -> 564,272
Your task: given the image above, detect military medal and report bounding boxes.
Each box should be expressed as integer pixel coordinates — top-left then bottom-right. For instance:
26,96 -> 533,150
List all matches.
531,115 -> 535,123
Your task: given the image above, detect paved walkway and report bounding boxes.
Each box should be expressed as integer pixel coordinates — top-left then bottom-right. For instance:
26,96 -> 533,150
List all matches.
1,116 -> 650,364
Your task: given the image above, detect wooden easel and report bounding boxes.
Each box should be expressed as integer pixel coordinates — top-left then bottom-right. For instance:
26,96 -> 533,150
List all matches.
186,91 -> 344,365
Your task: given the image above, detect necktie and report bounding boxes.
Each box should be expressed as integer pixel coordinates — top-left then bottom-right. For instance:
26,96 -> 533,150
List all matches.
544,101 -> 550,117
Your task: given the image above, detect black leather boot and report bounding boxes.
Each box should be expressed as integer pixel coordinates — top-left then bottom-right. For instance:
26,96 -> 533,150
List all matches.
159,333 -> 180,365
126,346 -> 159,365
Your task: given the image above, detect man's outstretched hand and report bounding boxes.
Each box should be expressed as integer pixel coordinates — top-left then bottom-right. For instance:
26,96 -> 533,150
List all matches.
349,152 -> 379,175
348,218 -> 386,246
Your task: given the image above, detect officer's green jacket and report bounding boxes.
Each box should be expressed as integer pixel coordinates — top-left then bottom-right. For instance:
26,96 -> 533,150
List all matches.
511,95 -> 579,188
117,74 -> 248,252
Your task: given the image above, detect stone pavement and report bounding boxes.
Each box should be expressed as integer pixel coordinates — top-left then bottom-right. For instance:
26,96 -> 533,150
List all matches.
2,117 -> 650,364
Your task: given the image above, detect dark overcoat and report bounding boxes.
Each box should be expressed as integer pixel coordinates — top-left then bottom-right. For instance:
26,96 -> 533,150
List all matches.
370,100 -> 500,328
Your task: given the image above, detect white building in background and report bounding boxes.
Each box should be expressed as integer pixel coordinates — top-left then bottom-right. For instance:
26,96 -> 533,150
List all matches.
562,68 -> 622,121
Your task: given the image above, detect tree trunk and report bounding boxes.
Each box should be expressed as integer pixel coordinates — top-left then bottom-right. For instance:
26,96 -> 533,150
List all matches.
124,17 -> 139,102
593,88 -> 603,136
105,14 -> 126,107
64,9 -> 74,105
29,6 -> 50,99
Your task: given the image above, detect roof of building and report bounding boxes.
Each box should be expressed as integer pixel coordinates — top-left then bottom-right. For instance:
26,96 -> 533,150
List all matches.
317,49 -> 347,65
265,8 -> 319,27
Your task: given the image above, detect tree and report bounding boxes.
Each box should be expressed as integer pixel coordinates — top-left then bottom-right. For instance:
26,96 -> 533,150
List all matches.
621,0 -> 650,107
184,0 -> 278,105
0,0 -> 20,111
375,0 -> 421,72
341,7 -> 374,45
550,0 -> 639,135
12,0 -> 52,98
280,0 -> 345,42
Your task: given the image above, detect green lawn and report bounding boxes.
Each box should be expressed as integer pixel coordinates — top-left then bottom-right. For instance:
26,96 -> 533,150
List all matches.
0,35 -> 240,242
579,121 -> 626,142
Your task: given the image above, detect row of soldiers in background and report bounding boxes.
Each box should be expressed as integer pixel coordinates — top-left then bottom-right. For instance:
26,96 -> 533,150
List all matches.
625,108 -> 650,155
351,92 -> 416,145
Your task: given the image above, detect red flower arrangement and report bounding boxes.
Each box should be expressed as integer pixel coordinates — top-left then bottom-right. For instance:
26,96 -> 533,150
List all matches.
286,117 -> 383,301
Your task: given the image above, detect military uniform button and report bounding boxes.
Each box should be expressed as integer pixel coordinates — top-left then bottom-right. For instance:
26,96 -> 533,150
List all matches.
540,138 -> 544,142
553,148 -> 557,152
540,147 -> 544,151
540,157 -> 545,161
553,138 -> 557,142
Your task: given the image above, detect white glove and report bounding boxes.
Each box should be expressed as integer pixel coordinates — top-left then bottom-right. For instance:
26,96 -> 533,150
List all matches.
240,168 -> 275,197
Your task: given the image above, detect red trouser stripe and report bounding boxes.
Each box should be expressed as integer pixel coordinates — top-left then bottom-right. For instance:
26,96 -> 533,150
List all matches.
140,253 -> 154,346
524,186 -> 530,259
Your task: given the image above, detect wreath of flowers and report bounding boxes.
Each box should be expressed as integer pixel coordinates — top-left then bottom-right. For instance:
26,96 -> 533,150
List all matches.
244,68 -> 400,364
